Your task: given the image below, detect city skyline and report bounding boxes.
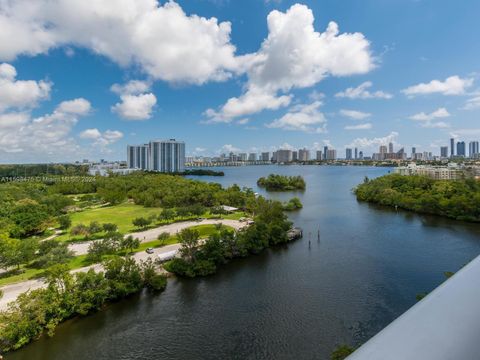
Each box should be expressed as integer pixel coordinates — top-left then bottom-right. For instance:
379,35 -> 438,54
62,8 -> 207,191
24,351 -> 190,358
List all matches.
0,1 -> 480,163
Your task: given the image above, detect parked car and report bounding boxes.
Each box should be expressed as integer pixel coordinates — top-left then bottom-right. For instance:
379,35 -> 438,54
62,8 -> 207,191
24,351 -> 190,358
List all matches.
146,248 -> 154,254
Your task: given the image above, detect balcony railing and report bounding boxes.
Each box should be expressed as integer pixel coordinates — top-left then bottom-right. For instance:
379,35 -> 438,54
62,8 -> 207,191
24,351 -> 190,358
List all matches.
347,255 -> 480,360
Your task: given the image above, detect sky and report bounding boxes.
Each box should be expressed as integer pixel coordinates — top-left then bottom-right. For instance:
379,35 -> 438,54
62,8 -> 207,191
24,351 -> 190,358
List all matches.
1,0 -> 480,163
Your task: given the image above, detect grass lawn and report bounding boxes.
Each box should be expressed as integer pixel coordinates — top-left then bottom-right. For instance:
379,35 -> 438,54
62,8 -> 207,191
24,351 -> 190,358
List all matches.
56,203 -> 162,241
0,224 -> 233,287
56,202 -> 246,242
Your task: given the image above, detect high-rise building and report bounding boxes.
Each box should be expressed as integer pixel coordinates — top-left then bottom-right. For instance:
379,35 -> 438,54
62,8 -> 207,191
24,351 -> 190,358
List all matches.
316,151 -> 323,161
379,145 -> 387,160
261,152 -> 270,162
276,149 -> 293,163
388,142 -> 394,154
456,141 -> 466,157
292,151 -> 298,161
326,149 -> 337,160
298,148 -> 310,161
411,147 -> 416,159
450,138 -> 455,157
238,153 -> 248,162
248,153 -> 257,162
468,141 -> 479,158
346,148 -> 353,160
127,144 -> 149,169
359,151 -> 364,160
354,148 -> 358,160
323,146 -> 328,160
148,139 -> 185,173
440,146 -> 448,158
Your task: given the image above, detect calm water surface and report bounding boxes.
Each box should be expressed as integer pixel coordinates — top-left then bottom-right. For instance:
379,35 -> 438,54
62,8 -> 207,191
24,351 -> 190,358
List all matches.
9,166 -> 480,360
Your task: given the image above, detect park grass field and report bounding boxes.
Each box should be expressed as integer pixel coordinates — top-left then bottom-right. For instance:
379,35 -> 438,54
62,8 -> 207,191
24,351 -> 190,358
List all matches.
56,202 -> 245,242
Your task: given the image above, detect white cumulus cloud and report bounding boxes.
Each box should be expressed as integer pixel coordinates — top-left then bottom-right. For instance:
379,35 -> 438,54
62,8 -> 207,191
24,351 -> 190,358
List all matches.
266,101 -> 327,133
111,80 -> 156,120
335,81 -> 392,99
0,0 -> 241,84
344,123 -> 372,130
0,98 -> 91,155
340,109 -> 371,120
81,128 -> 124,146
0,63 -> 51,111
347,131 -> 399,150
408,107 -> 450,121
402,76 -> 473,97
205,4 -> 374,123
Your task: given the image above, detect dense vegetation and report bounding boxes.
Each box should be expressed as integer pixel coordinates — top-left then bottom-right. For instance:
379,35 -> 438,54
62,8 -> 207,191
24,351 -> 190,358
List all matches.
257,174 -> 306,191
164,197 -> 294,277
355,174 -> 480,222
0,171 -> 301,352
183,169 -> 224,176
283,197 -> 303,211
0,257 -> 166,352
0,164 -> 89,177
0,172 -> 254,240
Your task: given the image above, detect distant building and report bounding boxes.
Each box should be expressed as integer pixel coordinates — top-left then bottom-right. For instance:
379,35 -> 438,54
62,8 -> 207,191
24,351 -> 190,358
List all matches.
450,138 -> 455,157
248,153 -> 257,161
411,147 -> 416,159
323,146 -> 328,160
316,150 -> 323,161
468,141 -> 479,158
127,144 -> 149,170
379,145 -> 388,160
359,151 -> 364,160
326,149 -> 337,160
276,149 -> 293,163
292,151 -> 298,161
346,148 -> 353,160
456,141 -> 466,157
440,146 -> 449,158
149,139 -> 185,173
261,152 -> 270,162
298,148 -> 310,161
395,163 -> 465,180
389,142 -> 394,154
354,148 -> 358,160
238,153 -> 247,162
128,139 -> 185,173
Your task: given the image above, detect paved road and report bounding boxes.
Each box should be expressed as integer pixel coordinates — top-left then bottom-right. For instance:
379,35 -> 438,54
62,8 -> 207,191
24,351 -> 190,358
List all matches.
0,219 -> 244,311
68,219 -> 244,255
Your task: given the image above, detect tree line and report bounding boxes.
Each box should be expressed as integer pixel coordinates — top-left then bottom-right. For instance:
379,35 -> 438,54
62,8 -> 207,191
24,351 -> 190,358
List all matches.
164,198 -> 294,277
0,257 -> 166,352
355,174 -> 480,222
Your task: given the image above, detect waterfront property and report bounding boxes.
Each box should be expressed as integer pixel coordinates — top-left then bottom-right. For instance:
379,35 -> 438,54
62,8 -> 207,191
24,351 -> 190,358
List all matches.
394,163 -> 467,180
127,139 -> 185,173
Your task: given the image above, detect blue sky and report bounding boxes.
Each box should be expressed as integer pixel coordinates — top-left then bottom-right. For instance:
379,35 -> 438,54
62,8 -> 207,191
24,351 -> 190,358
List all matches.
1,0 -> 480,162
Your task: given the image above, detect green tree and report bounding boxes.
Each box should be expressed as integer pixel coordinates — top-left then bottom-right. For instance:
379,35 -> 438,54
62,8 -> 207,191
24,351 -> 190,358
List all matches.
9,199 -> 51,238
121,235 -> 140,255
158,208 -> 176,222
88,221 -> 103,234
57,215 -> 71,230
178,228 -> 200,263
157,232 -> 170,245
102,223 -> 118,233
132,217 -> 151,229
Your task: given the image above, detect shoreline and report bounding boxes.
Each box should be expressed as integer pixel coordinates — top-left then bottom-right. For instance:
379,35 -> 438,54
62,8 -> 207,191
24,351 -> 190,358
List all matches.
0,219 -> 245,310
